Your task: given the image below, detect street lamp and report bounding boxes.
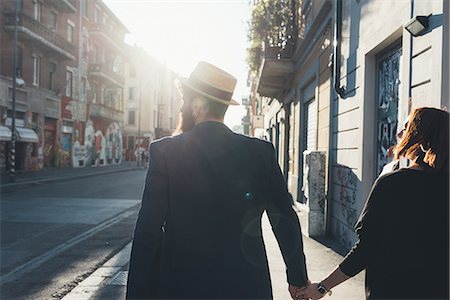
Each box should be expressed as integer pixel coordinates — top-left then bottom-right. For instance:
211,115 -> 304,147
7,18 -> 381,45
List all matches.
10,0 -> 20,182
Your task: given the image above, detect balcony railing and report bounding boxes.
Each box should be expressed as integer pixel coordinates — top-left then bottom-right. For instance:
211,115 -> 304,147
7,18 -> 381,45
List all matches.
89,64 -> 124,86
90,22 -> 124,46
90,103 -> 124,121
264,40 -> 295,60
256,39 -> 295,99
3,12 -> 74,60
46,0 -> 77,13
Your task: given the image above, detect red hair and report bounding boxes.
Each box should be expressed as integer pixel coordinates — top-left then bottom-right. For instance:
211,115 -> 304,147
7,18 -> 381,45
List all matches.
394,107 -> 449,172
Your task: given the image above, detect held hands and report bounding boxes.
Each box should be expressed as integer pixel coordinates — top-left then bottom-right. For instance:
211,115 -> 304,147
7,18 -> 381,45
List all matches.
289,282 -> 326,300
295,282 -> 326,300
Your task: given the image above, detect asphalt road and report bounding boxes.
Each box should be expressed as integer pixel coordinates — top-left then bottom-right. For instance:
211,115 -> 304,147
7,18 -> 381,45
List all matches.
0,169 -> 146,300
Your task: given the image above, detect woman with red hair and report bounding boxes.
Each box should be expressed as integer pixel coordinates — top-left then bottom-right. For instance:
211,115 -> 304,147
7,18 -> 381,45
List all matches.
298,107 -> 449,300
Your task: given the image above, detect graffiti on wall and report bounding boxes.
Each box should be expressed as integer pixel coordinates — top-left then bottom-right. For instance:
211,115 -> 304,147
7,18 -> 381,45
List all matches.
332,165 -> 359,248
337,166 -> 358,227
61,133 -> 72,166
36,114 -> 45,170
72,120 -> 122,167
105,122 -> 122,164
66,100 -> 87,122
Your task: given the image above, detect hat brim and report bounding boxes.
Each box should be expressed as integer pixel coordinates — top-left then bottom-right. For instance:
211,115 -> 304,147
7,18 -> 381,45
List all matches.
177,77 -> 240,106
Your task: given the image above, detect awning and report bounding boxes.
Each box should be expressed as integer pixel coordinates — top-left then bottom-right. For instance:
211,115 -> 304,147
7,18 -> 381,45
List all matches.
16,127 -> 39,143
0,126 -> 12,141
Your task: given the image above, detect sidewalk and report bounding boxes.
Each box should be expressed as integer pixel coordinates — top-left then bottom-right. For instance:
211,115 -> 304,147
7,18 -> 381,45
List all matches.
0,161 -> 142,192
62,210 -> 365,300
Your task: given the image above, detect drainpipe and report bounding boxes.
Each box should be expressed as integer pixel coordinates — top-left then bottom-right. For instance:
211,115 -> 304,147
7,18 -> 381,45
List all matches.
334,0 -> 346,98
407,0 -> 414,113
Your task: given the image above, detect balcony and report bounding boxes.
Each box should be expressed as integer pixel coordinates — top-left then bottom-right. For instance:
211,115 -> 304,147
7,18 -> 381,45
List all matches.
47,0 -> 77,13
256,41 -> 295,99
89,22 -> 125,52
89,103 -> 124,122
3,12 -> 75,60
89,64 -> 124,87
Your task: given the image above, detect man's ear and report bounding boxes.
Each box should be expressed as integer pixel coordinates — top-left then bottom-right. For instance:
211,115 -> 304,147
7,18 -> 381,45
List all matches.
192,96 -> 208,114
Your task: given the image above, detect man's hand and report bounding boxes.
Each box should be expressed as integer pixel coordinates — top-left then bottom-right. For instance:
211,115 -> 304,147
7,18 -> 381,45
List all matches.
296,282 -> 325,300
288,284 -> 303,300
288,280 -> 310,300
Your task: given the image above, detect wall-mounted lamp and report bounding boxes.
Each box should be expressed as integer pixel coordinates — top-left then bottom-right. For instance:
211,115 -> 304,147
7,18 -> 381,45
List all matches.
404,15 -> 430,37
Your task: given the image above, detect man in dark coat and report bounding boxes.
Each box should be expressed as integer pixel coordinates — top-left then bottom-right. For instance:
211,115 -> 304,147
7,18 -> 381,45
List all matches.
126,62 -> 308,299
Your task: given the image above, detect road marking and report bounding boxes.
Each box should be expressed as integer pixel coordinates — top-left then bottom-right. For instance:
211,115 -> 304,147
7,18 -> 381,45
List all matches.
0,207 -> 137,286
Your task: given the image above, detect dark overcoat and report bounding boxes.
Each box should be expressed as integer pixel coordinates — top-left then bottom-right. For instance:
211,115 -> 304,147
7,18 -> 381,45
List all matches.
126,122 -> 308,299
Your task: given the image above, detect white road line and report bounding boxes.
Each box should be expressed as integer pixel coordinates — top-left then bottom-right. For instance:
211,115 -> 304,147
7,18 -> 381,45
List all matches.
0,207 -> 137,286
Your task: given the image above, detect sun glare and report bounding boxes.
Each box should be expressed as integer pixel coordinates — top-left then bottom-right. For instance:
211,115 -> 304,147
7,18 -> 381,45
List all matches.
104,0 -> 251,129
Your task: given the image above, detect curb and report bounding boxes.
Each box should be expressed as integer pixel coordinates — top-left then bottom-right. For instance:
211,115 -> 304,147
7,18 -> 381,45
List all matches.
0,167 -> 143,192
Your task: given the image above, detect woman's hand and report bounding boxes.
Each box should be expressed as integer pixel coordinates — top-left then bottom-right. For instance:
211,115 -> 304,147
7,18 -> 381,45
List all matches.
296,282 -> 325,300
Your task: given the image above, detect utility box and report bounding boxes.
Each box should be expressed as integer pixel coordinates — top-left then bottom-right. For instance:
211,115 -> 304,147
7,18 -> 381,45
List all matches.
302,150 -> 326,236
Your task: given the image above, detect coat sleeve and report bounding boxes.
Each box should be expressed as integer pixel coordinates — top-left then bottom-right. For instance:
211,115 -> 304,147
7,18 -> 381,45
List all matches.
339,177 -> 384,277
126,142 -> 169,299
265,143 -> 309,288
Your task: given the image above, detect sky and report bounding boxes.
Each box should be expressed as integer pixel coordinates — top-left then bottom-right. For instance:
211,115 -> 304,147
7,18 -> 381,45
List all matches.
104,0 -> 252,128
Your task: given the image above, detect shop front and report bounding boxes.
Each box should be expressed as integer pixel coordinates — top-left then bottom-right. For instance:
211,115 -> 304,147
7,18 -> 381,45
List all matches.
0,126 -> 12,172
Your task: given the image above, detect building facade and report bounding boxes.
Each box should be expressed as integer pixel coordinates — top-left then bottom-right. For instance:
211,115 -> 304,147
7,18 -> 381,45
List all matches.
71,0 -> 128,168
0,0 -> 79,171
252,0 -> 449,248
0,0 -> 128,173
123,46 -> 179,162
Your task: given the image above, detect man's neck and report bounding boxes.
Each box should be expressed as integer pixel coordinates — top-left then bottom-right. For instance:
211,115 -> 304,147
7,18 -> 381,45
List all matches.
195,117 -> 224,125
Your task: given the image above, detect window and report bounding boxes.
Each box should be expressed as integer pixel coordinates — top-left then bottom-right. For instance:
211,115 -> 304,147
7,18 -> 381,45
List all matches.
66,70 -> 73,97
129,66 -> 136,77
82,35 -> 88,58
67,22 -> 74,43
92,45 -> 98,63
82,0 -> 88,18
91,82 -> 98,103
94,6 -> 101,23
50,11 -> 57,31
128,111 -> 136,125
16,47 -> 23,78
128,87 -> 136,100
48,62 -> 56,91
303,99 -> 317,151
127,136 -> 135,150
81,77 -> 87,98
32,55 -> 41,86
34,1 -> 42,22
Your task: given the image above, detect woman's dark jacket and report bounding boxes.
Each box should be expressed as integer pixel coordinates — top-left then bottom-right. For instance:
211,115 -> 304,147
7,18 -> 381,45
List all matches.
340,168 -> 449,299
126,122 -> 308,299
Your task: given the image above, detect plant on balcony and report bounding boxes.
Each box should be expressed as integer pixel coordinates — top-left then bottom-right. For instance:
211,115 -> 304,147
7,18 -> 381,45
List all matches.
247,0 -> 296,75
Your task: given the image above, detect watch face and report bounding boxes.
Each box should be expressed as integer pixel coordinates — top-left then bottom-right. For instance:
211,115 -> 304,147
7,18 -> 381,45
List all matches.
317,285 -> 327,294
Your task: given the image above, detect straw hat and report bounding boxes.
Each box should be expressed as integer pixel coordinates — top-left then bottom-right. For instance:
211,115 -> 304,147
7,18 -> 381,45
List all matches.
178,61 -> 239,106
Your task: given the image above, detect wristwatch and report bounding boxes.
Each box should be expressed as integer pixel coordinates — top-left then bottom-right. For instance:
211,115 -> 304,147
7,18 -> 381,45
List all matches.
317,282 -> 332,296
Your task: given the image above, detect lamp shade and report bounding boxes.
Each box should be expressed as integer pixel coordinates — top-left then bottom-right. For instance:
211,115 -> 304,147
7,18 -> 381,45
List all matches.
404,15 -> 430,37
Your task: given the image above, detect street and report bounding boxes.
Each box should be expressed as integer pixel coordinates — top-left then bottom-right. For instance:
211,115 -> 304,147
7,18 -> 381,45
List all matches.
0,167 -> 364,300
0,169 -> 145,299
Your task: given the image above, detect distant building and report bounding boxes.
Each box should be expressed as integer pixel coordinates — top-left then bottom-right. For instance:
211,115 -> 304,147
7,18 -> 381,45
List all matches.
251,0 -> 449,248
123,46 -> 179,161
0,0 -> 129,172
0,0 -> 79,171
75,0 -> 128,167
